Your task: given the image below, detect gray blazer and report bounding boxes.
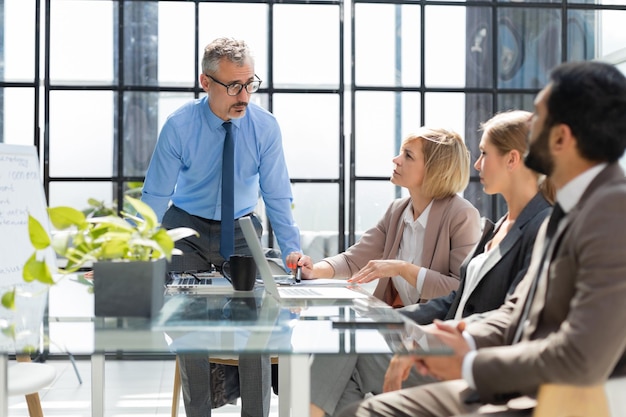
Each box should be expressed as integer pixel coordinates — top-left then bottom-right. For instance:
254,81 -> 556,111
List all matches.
399,192 -> 551,325
468,163 -> 626,403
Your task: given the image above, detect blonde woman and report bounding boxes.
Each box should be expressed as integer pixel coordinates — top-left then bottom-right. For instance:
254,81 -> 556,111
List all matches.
299,127 -> 481,307
310,111 -> 554,417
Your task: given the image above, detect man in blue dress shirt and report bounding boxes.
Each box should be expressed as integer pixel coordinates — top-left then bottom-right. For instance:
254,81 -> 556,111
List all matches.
142,37 -> 302,417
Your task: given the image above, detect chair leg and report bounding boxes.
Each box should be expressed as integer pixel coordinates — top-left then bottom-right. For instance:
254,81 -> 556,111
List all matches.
172,357 -> 181,417
16,355 -> 46,417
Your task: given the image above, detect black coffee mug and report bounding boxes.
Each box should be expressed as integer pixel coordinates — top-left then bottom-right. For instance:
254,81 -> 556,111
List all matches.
222,255 -> 257,291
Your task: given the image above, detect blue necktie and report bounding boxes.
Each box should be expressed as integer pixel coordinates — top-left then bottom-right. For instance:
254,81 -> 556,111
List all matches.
220,122 -> 235,259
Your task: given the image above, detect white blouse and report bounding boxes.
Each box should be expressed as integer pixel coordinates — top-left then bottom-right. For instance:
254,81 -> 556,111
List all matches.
453,243 -> 498,320
393,200 -> 433,306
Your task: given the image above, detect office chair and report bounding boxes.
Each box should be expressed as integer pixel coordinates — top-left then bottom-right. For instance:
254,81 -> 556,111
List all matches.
171,356 -> 279,417
533,383 -> 610,417
8,355 -> 56,417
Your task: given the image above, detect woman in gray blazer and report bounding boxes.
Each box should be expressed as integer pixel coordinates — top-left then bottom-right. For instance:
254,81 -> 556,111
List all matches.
308,111 -> 554,417
298,127 -> 481,306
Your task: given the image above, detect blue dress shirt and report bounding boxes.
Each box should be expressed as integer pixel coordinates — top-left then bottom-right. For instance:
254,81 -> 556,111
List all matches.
142,96 -> 301,260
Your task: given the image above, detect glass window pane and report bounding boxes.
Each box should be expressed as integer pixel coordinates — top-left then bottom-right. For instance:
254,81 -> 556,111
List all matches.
354,181 -> 397,234
123,92 -> 159,177
50,0 -> 114,84
425,6 -> 466,87
568,0 -> 626,6
158,92 -> 196,132
158,2 -> 195,86
274,5 -> 340,88
49,181 -> 116,210
122,2 -> 159,87
355,91 -> 421,177
466,7 -> 493,89
497,93 -> 536,114
497,8 -> 561,89
424,92 -> 465,137
464,93 -> 493,165
567,9 -> 597,61
198,3 -> 269,81
355,4 -> 421,87
49,91 -> 114,177
273,93 -> 340,179
1,88 -> 35,145
291,183 -> 339,236
128,91 -> 195,177
595,9 -> 626,60
2,0 -> 36,82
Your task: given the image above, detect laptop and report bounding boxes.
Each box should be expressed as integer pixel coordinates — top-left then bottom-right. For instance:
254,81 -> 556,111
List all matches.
165,270 -> 235,293
238,216 -> 370,301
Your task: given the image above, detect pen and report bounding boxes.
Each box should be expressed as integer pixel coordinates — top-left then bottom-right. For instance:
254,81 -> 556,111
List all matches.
295,265 -> 302,283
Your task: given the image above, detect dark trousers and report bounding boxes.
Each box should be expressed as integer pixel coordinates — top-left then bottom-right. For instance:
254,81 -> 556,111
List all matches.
178,354 -> 271,417
163,206 -> 272,417
162,205 -> 260,273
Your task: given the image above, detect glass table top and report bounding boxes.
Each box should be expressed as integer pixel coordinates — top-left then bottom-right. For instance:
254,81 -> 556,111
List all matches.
92,280 -> 451,357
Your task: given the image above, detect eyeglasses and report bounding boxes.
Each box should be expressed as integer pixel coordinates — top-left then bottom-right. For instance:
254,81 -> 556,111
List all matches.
206,74 -> 262,96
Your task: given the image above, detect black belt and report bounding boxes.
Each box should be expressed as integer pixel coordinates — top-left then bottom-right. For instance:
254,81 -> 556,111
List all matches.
203,212 -> 253,225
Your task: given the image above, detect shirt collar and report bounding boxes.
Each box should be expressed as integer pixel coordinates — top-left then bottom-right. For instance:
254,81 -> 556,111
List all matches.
202,95 -> 241,131
403,199 -> 433,228
556,163 -> 607,213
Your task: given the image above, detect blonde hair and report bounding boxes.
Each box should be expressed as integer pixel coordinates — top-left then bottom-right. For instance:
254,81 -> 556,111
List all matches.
480,110 -> 556,204
403,127 -> 470,199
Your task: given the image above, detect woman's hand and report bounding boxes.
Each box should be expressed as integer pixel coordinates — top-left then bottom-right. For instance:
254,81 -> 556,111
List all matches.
294,254 -> 315,279
348,260 -> 417,286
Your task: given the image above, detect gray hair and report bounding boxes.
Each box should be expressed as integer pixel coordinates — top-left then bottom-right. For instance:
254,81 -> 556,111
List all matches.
201,37 -> 255,75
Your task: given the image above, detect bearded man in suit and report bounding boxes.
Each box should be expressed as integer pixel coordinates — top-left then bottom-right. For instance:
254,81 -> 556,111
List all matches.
337,60 -> 626,417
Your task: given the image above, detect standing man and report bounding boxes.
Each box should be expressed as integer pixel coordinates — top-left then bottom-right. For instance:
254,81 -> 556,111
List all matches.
142,37 -> 302,417
338,60 -> 626,417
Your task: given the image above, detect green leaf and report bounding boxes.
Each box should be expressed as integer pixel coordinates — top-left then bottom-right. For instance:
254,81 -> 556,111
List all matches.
152,229 -> 174,259
1,289 -> 16,310
1,324 -> 16,339
20,344 -> 37,354
28,214 -> 51,250
88,215 -> 135,232
167,227 -> 199,242
131,237 -> 163,260
23,253 -> 53,284
99,238 -> 129,259
50,231 -> 72,257
125,196 -> 158,230
48,206 -> 86,229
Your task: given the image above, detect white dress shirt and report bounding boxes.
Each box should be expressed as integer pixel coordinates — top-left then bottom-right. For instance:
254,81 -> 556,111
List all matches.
393,200 -> 433,306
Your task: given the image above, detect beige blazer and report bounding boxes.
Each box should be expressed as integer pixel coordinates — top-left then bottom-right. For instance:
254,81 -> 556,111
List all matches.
323,195 -> 481,303
468,163 -> 626,404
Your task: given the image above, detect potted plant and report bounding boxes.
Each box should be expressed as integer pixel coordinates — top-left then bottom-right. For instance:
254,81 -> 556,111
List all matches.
4,196 -> 197,319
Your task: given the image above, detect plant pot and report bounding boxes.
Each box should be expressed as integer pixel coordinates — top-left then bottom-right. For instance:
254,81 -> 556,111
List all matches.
93,258 -> 166,318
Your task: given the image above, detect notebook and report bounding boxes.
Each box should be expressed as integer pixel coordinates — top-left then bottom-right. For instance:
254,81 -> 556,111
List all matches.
238,216 -> 370,301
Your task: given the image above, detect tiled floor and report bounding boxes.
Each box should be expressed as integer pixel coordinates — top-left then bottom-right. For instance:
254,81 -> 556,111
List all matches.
8,358 -> 280,417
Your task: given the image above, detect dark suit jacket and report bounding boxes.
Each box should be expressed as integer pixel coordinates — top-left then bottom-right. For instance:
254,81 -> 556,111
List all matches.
469,163 -> 626,403
399,192 -> 551,325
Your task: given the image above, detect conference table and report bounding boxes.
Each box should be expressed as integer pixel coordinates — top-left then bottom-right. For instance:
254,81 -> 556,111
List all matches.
2,278 -> 451,417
